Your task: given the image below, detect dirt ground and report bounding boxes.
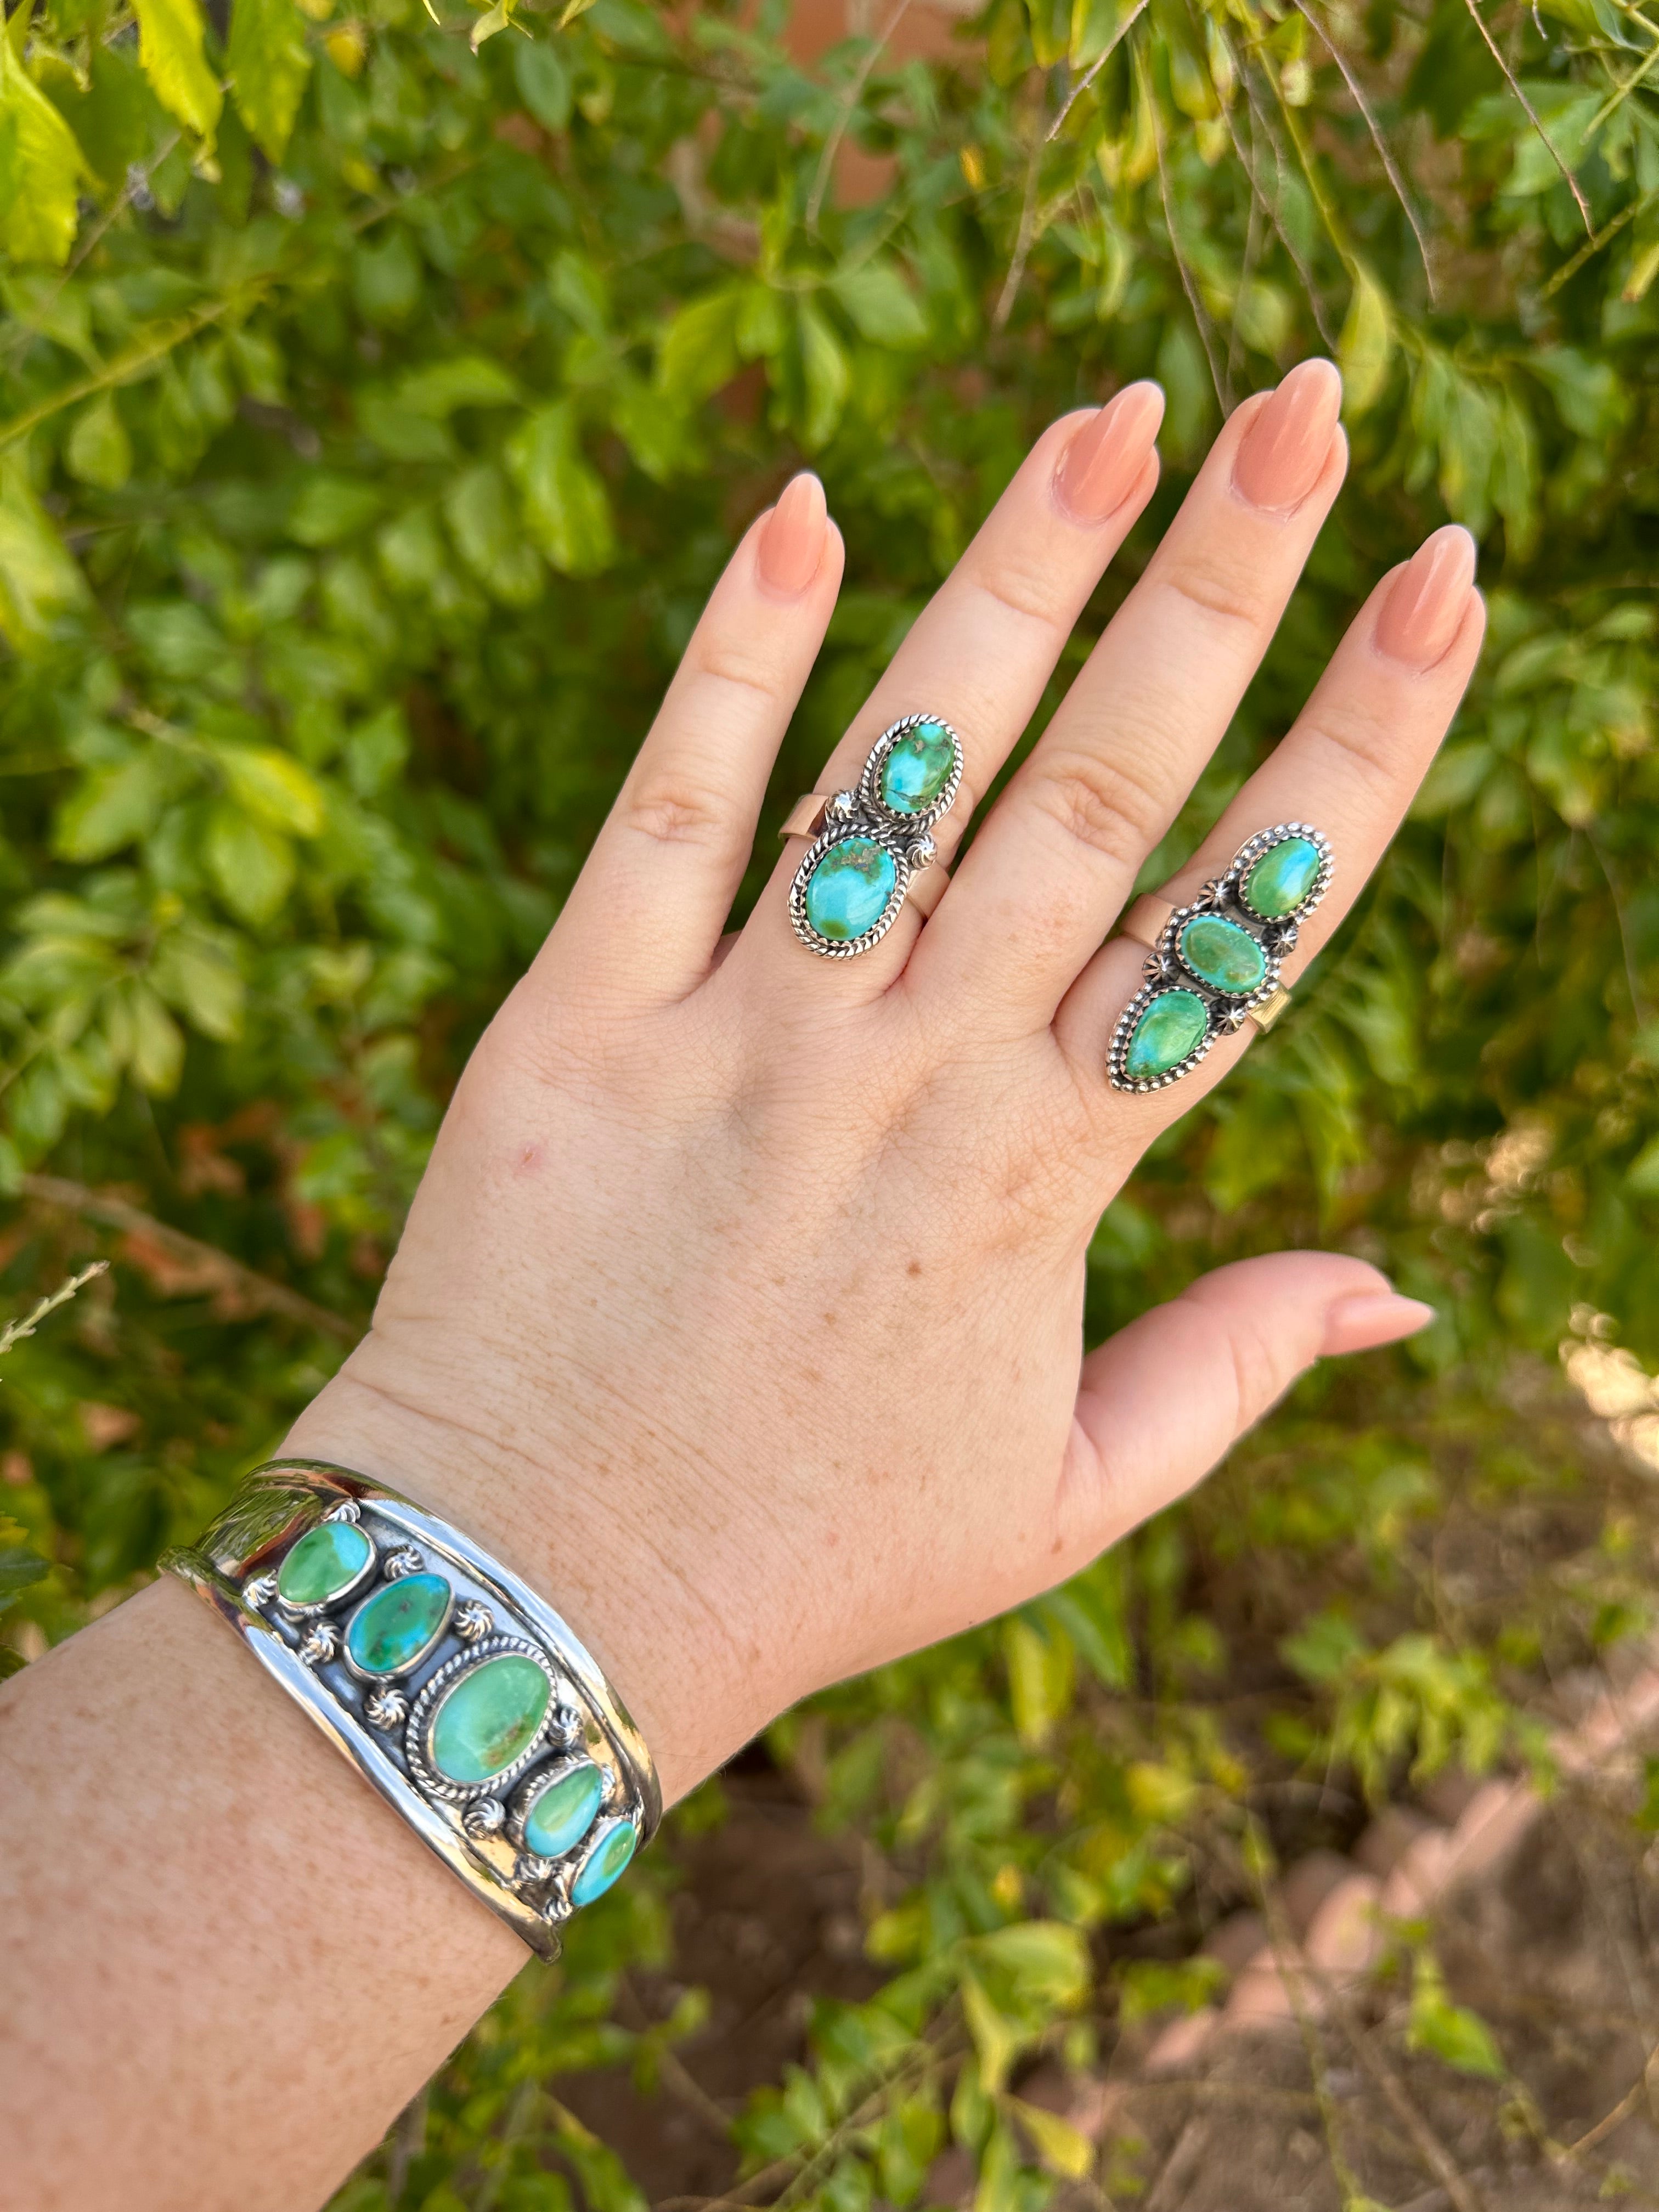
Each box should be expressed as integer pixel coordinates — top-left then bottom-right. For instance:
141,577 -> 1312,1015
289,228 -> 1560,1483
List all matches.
560,1746 -> 1659,2211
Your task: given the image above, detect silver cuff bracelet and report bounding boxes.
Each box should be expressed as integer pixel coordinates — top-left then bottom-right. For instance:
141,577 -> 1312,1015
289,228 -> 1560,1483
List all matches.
161,1459 -> 661,1961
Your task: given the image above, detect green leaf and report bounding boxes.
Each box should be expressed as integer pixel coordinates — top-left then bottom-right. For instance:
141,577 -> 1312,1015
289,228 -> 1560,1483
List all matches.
205,800 -> 296,923
0,32 -> 90,267
829,260 -> 929,348
212,742 -> 325,834
289,476 -> 385,547
227,0 -> 311,160
515,39 -> 571,131
505,403 -> 616,577
0,453 -> 91,650
390,356 -> 523,417
1338,261 -> 1393,417
54,753 -> 172,860
1408,1955 -> 1506,2079
1007,2098 -> 1093,2180
132,0 -> 223,142
798,298 -> 850,450
1002,1613 -> 1075,1748
444,462 -> 543,606
65,396 -> 134,492
107,977 -> 185,1093
656,285 -> 743,405
150,929 -> 244,1039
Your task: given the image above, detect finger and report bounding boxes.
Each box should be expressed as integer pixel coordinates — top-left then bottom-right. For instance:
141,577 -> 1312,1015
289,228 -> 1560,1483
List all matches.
548,473 -> 844,1003
915,360 -> 1348,1025
1056,526 -> 1485,1133
1052,1254 -> 1433,1570
723,385 -> 1165,996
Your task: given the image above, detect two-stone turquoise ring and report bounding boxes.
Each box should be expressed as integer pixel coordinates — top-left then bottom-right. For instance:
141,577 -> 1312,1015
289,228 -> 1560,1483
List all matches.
783,712 -> 964,957
1108,823 -> 1333,1092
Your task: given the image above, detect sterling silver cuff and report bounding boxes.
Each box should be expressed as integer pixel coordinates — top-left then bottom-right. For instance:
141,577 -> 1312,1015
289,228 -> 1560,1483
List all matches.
161,1460 -> 661,1961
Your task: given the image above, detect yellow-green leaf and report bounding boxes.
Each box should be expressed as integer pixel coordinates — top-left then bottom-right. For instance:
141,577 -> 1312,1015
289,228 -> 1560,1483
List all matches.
505,403 -> 615,578
133,0 -> 223,143
0,452 -> 90,650
227,0 -> 311,159
0,30 -> 89,267
205,801 -> 296,923
1008,2098 -> 1094,2180
1339,262 -> 1393,418
65,396 -> 133,492
213,743 -> 325,835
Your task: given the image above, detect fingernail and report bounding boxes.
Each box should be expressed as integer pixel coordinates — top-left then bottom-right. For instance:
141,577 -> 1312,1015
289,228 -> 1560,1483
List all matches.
1232,358 -> 1344,514
1322,1290 -> 1437,1358
757,472 -> 828,596
1055,382 -> 1165,525
1375,524 -> 1479,669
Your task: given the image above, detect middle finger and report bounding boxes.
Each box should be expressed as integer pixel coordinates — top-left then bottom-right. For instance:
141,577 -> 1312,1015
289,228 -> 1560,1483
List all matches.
912,359 -> 1347,1026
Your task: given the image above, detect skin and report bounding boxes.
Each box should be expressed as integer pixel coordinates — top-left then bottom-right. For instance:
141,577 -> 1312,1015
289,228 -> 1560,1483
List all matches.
0,359 -> 1485,2212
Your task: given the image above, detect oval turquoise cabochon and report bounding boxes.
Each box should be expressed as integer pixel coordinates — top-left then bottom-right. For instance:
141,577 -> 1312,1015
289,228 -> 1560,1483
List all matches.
571,1817 -> 638,1908
1179,914 -> 1266,995
803,837 -> 898,943
345,1572 -> 452,1675
523,1760 -> 605,1859
277,1519 -> 373,1607
430,1652 -> 552,1785
1242,834 -> 1321,919
1124,990 -> 1209,1082
878,719 -> 955,815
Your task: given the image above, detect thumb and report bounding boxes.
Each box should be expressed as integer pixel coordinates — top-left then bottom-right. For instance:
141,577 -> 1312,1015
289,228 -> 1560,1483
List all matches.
1057,1251 -> 1434,1566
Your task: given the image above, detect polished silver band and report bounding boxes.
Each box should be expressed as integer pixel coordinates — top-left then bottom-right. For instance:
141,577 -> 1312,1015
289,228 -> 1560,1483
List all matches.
161,1460 -> 661,1961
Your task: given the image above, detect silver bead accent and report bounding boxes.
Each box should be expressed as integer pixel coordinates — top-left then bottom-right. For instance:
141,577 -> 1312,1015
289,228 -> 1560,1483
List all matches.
381,1545 -> 425,1581
462,1797 -> 506,1838
828,788 -> 856,819
544,1885 -> 574,1926
549,1703 -> 583,1751
906,832 -> 936,870
298,1620 -> 339,1666
363,1684 -> 409,1731
516,1853 -> 555,1886
454,1598 -> 494,1644
323,1499 -> 362,1524
244,1572 -> 278,1608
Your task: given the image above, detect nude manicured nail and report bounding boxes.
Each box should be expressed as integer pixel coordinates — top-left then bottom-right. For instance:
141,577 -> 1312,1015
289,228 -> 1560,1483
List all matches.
757,472 -> 828,596
1055,382 -> 1165,524
1322,1290 -> 1436,1358
1375,524 -> 1478,669
1232,358 -> 1344,514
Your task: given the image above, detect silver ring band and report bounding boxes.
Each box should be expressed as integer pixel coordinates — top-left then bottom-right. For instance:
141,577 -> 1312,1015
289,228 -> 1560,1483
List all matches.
162,1460 -> 661,1960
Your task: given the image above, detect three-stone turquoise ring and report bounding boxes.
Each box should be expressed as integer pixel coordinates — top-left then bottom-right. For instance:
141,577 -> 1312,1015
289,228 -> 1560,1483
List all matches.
783,712 -> 964,957
1108,823 -> 1333,1092
161,1460 -> 660,1960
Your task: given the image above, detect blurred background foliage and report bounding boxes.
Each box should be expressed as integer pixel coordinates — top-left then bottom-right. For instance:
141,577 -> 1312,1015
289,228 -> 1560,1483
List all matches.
2,0 -> 1659,2196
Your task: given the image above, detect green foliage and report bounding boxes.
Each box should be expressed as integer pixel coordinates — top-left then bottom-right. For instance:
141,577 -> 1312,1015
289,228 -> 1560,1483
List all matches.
2,0 -> 1658,2196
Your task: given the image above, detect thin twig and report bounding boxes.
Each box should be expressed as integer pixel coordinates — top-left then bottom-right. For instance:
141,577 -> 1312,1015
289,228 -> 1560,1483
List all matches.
1045,0 -> 1150,142
1146,49 -> 1229,410
1290,0 -> 1438,303
0,1262 -> 108,1360
1540,186 -> 1655,299
805,0 -> 913,233
992,129 -> 1045,332
1560,2041 -> 1659,2157
1460,0 -> 1593,235
1222,46 -> 1340,351
17,1175 -> 358,1345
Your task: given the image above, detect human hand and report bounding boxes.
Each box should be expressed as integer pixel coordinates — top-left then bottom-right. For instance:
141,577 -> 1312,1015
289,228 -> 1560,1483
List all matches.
285,358 -> 1483,1803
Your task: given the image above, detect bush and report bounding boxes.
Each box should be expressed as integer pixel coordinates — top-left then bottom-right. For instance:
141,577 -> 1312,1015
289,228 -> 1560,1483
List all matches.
2,0 -> 1657,2199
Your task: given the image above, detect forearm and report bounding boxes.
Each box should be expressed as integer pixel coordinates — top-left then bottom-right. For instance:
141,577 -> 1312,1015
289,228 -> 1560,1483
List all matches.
0,1370 -> 746,2212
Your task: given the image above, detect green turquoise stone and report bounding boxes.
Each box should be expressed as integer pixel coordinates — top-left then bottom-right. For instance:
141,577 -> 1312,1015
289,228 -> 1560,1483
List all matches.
1180,914 -> 1266,994
878,719 -> 955,815
1243,836 -> 1320,919
804,837 -> 897,943
1124,990 -> 1209,1081
346,1572 -> 451,1676
430,1653 -> 551,1785
571,1818 -> 637,1907
523,1760 -> 605,1858
277,1520 -> 372,1606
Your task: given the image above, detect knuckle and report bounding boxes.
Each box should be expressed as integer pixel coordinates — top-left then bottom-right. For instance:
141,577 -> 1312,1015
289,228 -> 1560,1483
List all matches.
1304,704 -> 1408,803
619,771 -> 735,850
1156,549 -> 1272,638
1029,746 -> 1167,868
962,555 -> 1067,636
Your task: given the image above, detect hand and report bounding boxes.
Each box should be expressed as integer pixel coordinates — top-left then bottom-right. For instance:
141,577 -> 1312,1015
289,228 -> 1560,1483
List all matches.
285,357 -> 1482,1803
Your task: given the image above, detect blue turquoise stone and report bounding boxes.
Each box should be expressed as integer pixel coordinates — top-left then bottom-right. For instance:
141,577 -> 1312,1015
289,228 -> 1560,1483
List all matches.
345,1572 -> 451,1675
1243,836 -> 1320,919
804,837 -> 897,942
878,719 -> 955,815
1125,990 -> 1209,1081
571,1817 -> 637,1907
1180,914 -> 1266,994
430,1652 -> 551,1785
523,1760 -> 605,1858
277,1520 -> 371,1606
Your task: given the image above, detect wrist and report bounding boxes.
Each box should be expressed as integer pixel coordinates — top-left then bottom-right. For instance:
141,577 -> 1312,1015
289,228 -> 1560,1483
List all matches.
278,1352 -> 770,1806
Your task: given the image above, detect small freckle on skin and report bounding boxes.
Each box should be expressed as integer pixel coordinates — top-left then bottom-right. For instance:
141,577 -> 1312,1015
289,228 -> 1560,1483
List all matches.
907,1259 -> 922,1277
822,1311 -> 837,1328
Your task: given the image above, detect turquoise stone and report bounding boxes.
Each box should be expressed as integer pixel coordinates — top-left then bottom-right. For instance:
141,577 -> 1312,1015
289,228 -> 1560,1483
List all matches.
1124,990 -> 1209,1081
1180,914 -> 1266,995
430,1653 -> 551,1785
345,1572 -> 451,1676
1243,835 -> 1320,919
878,719 -> 955,815
571,1818 -> 637,1907
277,1520 -> 372,1607
804,837 -> 897,943
523,1760 -> 605,1859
